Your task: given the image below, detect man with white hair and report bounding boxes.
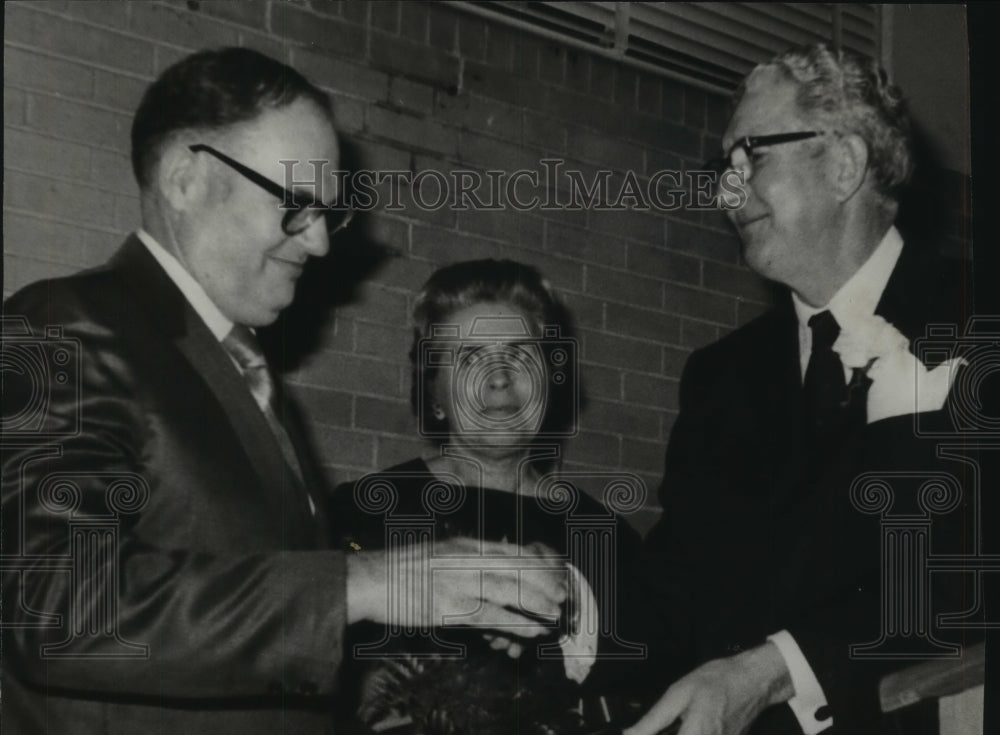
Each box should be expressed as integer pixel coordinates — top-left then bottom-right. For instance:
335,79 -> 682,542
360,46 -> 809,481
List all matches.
627,44 -> 978,735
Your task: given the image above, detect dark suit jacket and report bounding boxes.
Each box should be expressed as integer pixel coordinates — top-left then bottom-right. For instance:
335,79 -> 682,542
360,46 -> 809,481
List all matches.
631,239 -> 983,734
2,237 -> 346,734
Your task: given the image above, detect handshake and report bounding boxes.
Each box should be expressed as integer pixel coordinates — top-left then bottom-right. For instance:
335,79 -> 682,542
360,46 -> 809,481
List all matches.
346,537 -> 573,656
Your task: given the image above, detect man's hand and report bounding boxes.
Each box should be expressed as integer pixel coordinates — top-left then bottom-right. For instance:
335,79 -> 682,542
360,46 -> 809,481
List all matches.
624,643 -> 794,735
347,537 -> 568,645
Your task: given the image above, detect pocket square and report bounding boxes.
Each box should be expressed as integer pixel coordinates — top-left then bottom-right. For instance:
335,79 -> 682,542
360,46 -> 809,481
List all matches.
866,350 -> 965,424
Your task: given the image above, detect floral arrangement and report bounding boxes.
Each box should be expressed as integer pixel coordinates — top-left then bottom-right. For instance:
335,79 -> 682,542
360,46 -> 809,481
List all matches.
831,315 -> 965,423
356,648 -> 596,735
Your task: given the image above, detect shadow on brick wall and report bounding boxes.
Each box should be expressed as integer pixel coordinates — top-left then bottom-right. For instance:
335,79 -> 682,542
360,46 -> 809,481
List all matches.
260,139 -> 391,370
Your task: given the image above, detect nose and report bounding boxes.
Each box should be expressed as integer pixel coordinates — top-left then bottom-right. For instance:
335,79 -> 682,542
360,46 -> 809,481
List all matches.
728,146 -> 752,181
487,365 -> 512,390
295,214 -> 330,258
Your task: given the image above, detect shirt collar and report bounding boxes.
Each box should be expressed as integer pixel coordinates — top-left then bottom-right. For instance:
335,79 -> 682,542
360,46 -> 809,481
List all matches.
792,226 -> 904,376
136,229 -> 234,342
792,226 -> 903,327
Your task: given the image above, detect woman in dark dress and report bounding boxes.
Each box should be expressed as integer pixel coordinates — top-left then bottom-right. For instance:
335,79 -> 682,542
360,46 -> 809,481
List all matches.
331,259 -> 645,735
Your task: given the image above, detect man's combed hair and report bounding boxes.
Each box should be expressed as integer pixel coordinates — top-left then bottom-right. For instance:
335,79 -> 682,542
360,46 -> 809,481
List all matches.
743,43 -> 913,200
130,47 -> 331,189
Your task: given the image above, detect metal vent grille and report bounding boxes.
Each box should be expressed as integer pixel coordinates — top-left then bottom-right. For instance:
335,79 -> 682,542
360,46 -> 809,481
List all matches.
451,2 -> 882,94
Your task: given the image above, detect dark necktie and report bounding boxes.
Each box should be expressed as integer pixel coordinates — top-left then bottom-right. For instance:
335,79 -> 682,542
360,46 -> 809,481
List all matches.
222,325 -> 307,491
803,310 -> 848,437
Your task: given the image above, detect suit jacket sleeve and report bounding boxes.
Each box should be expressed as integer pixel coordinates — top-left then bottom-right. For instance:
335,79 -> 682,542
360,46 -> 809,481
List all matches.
782,403 -> 983,729
624,347 -> 707,690
638,304 -> 982,732
2,279 -> 349,700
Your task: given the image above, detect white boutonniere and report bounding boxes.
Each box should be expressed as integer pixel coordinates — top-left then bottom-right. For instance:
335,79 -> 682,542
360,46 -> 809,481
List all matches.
832,315 -> 966,424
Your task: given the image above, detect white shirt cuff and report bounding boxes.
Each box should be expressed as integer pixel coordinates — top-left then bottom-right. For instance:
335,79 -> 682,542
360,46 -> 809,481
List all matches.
767,630 -> 833,734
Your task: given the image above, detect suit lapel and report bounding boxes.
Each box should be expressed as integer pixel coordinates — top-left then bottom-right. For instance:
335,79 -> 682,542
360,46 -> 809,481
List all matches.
109,238 -> 316,528
874,240 -> 928,343
758,242 -> 969,513
874,240 -> 972,353
751,299 -> 806,453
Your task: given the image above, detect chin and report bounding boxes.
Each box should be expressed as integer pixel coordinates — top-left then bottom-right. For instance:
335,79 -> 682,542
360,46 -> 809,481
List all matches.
239,304 -> 283,328
253,291 -> 295,325
742,239 -> 780,281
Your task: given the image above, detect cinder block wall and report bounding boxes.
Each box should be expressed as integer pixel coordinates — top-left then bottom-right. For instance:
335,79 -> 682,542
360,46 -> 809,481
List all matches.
3,0 -> 771,533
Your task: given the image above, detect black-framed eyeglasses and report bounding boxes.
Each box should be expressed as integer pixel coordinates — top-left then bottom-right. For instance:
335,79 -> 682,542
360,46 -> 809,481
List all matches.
706,131 -> 825,176
188,143 -> 353,237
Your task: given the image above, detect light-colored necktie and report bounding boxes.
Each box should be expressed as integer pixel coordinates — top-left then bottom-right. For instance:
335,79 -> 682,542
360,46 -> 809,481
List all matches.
222,325 -> 309,500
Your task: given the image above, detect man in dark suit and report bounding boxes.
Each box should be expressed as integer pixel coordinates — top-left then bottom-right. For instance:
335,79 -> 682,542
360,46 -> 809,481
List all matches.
1,48 -> 566,735
626,45 -> 982,735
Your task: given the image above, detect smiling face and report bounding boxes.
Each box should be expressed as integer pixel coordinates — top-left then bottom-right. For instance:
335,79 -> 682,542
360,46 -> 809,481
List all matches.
176,98 -> 339,326
431,301 -> 548,452
723,68 -> 841,295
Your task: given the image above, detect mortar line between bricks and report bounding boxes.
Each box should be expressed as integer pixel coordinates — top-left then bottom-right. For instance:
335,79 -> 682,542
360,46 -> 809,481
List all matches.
289,380 -> 406,399
579,361 -> 677,377
349,318 -> 412,334
585,324 -> 687,345
579,287 -> 736,319
2,40 -> 158,82
4,4 -> 154,39
670,217 -> 740,236
618,398 -> 676,411
454,134 -> 572,160
438,86 -> 703,156
4,127 -> 100,159
534,285 -> 730,322
680,315 -> 732,329
571,429 -> 622,440
1,218 -> 127,250
324,427 -> 412,439
352,397 -> 411,409
5,163 -> 135,199
691,283 -> 771,304
4,250 -> 99,272
10,90 -> 135,129
351,428 -> 419,441
357,212 -> 443,233
115,11 -> 262,50
7,7 -> 254,64
579,359 -> 685,376
307,346 -> 408,365
589,265 -> 716,293
2,250 -> 100,271
2,206 -> 135,237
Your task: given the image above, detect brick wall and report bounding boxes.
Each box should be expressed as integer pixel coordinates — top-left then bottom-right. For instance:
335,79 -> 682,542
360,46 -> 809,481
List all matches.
3,0 -> 769,534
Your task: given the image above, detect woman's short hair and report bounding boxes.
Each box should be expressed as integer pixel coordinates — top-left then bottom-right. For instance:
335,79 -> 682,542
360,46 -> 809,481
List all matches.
409,259 -> 576,439
741,43 -> 913,200
131,47 -> 331,189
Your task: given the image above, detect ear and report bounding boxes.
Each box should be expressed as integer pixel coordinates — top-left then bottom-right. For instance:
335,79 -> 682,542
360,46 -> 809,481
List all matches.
831,133 -> 869,201
156,142 -> 209,213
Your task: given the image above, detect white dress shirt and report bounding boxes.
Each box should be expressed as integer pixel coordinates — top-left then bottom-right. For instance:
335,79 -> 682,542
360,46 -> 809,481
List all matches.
136,228 -> 234,341
137,230 -> 315,515
768,226 -> 904,734
792,227 -> 904,379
